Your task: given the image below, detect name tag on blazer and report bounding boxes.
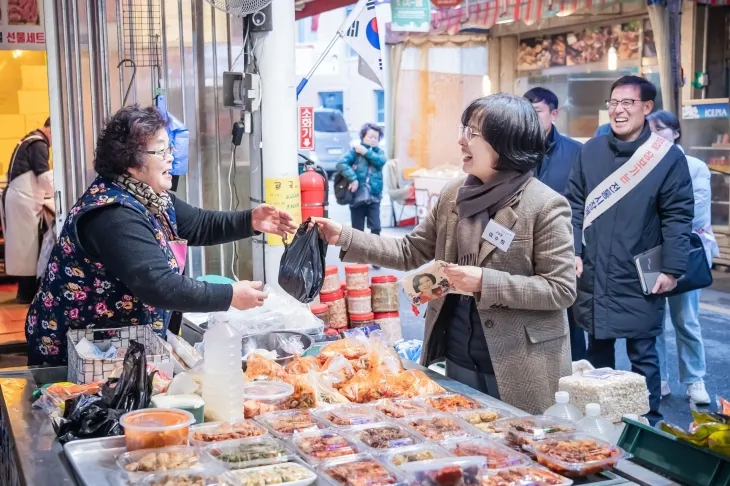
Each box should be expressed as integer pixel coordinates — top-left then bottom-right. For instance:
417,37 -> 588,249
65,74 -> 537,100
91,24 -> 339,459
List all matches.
482,219 -> 515,252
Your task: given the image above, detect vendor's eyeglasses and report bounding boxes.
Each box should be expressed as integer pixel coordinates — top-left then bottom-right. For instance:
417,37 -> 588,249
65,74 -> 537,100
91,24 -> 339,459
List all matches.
147,145 -> 174,158
459,125 -> 483,142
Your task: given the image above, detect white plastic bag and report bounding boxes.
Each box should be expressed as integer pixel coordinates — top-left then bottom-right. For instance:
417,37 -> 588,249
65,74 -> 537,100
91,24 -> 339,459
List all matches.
36,226 -> 56,279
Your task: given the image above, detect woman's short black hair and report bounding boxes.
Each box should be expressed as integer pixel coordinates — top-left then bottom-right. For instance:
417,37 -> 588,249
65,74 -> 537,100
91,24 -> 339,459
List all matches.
359,122 -> 383,141
94,105 -> 168,178
647,110 -> 681,143
461,94 -> 546,172
413,273 -> 436,293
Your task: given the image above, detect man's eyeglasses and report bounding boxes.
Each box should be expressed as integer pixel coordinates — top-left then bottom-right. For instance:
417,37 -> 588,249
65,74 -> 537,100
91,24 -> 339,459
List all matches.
459,125 -> 483,142
605,99 -> 642,109
146,145 -> 175,158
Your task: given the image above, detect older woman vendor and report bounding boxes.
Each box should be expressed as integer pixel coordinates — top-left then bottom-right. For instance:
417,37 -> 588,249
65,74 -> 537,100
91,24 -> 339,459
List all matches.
26,105 -> 296,366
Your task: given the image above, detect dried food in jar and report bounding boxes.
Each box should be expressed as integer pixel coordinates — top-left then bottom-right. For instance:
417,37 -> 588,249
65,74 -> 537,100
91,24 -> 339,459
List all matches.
423,394 -> 482,413
444,439 -> 530,469
119,448 -> 200,473
481,467 -> 570,486
205,438 -> 290,465
353,424 -> 420,449
371,276 -> 399,313
533,435 -> 624,478
347,289 -> 372,315
322,457 -> 399,486
504,417 -> 576,450
405,414 -> 474,441
320,290 -> 348,330
349,312 -> 375,329
385,445 -> 451,468
345,264 -> 370,290
232,463 -> 316,486
376,399 -> 434,419
309,304 -> 331,332
399,457 -> 485,486
190,420 -> 267,443
322,266 -> 342,293
373,313 -> 403,346
293,431 -> 359,462
456,408 -> 510,433
259,410 -> 323,436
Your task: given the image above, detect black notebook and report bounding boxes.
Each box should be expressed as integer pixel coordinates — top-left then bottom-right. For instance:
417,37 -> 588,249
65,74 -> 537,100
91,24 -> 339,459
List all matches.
634,245 -> 663,295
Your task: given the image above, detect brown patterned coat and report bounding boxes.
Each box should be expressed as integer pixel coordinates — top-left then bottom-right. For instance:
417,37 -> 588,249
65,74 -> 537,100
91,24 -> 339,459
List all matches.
339,177 -> 576,414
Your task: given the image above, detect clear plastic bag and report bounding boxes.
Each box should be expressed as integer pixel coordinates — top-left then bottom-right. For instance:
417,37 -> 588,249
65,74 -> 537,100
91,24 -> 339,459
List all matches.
277,334 -> 305,356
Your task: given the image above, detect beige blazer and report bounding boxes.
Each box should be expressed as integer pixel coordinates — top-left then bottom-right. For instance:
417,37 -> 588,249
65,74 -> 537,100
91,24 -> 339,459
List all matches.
339,177 -> 576,414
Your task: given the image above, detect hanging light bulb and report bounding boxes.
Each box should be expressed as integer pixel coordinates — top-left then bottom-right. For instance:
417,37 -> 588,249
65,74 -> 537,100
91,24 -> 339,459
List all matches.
482,75 -> 492,96
607,46 -> 617,71
12,50 -> 23,59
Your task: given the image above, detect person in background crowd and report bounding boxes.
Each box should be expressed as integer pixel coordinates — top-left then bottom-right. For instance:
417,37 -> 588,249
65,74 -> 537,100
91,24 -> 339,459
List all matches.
313,94 -> 576,415
524,87 -> 586,360
337,123 -> 386,237
2,118 -> 53,304
648,110 -> 717,406
24,106 -> 296,366
566,76 -> 694,424
595,123 -> 612,137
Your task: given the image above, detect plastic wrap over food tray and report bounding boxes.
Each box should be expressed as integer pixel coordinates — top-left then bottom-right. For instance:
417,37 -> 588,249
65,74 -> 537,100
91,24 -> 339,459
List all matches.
558,368 -> 649,423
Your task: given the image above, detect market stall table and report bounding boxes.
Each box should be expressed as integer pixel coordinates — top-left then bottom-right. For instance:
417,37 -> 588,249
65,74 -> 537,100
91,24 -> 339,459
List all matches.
0,363 -> 680,486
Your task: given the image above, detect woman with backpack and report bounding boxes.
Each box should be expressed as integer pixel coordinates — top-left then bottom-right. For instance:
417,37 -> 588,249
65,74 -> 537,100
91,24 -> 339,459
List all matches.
335,123 -> 386,237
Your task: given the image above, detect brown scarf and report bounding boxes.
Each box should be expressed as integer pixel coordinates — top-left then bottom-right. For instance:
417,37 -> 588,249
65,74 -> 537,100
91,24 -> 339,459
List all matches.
114,173 -> 175,239
455,171 -> 532,266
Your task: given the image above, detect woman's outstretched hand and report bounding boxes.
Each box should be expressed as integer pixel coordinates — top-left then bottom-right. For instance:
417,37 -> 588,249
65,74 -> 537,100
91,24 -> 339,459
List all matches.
252,204 -> 298,237
310,217 -> 343,246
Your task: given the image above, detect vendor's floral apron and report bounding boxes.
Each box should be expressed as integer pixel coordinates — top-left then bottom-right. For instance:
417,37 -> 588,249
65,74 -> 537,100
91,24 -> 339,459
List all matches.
25,177 -> 183,366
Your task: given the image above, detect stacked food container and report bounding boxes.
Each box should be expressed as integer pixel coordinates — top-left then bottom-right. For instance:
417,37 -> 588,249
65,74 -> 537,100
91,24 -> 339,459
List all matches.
312,265 -> 403,345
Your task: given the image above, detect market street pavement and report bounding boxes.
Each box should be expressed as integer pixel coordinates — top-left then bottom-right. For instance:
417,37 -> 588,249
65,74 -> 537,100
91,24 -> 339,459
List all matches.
324,190 -> 730,428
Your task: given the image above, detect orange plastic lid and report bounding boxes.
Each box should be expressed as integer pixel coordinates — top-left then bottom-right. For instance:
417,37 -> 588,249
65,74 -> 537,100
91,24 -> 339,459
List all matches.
345,264 -> 369,274
325,265 -> 339,276
310,303 -> 329,314
372,275 -> 397,284
320,289 -> 345,302
350,312 -> 375,321
347,288 -> 372,298
374,312 -> 399,319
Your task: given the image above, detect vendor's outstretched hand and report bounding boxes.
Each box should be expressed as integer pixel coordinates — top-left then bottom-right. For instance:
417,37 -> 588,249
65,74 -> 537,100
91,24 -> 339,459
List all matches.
231,280 -> 268,310
252,204 -> 297,236
310,217 -> 343,246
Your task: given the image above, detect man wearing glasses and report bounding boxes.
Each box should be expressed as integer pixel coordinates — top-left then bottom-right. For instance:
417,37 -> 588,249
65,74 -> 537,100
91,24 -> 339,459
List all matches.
565,76 -> 693,424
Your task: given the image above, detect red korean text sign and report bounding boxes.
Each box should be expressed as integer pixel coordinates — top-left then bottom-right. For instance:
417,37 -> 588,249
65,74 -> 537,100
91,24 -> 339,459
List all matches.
432,0 -> 462,7
298,106 -> 315,151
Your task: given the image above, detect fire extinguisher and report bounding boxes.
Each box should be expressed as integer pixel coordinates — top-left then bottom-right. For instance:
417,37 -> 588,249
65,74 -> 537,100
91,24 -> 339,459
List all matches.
299,155 -> 329,219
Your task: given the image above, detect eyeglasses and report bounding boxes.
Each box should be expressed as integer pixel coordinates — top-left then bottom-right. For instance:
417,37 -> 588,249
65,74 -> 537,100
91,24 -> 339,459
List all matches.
459,125 -> 482,142
605,99 -> 642,109
147,144 -> 174,158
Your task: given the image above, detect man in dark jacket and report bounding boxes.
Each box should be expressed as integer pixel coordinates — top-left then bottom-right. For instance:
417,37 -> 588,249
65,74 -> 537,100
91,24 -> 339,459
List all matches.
524,87 -> 586,360
566,76 -> 693,424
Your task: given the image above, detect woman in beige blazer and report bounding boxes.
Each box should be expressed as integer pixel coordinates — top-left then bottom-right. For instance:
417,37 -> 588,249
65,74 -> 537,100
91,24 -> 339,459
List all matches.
314,94 -> 576,414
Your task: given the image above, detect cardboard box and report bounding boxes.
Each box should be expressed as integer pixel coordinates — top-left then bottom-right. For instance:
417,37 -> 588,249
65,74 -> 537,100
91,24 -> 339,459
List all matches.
17,90 -> 49,115
20,66 -> 49,91
0,115 -> 28,139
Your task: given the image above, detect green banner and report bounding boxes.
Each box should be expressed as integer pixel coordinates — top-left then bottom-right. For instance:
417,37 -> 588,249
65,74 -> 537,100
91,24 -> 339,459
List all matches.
390,0 -> 431,33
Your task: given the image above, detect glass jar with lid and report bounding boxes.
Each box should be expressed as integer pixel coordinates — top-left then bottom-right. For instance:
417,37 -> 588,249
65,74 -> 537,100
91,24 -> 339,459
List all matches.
347,288 -> 372,315
350,312 -> 375,329
371,275 -> 398,313
345,264 -> 370,290
310,303 -> 330,331
321,265 -> 341,294
319,289 -> 348,330
373,312 -> 403,346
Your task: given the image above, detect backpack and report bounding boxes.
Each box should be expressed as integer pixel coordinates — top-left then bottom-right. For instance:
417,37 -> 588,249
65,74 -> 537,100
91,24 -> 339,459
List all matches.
333,172 -> 353,206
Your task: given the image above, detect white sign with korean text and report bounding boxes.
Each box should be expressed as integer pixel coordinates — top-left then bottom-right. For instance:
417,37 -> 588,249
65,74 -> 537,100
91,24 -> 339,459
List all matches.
1,0 -> 46,51
482,219 -> 515,252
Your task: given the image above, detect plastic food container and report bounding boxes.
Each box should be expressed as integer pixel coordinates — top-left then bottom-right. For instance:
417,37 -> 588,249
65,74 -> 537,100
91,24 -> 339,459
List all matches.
120,408 -> 195,452
141,469 -> 240,486
116,446 -> 201,481
318,454 -> 401,486
442,438 -> 531,469
375,399 -> 435,419
315,405 -> 386,429
189,418 -> 268,446
322,266 -> 342,294
349,312 -> 375,329
371,276 -> 399,312
422,393 -> 483,413
455,407 -> 515,434
310,304 -> 331,331
291,429 -> 361,464
503,416 -> 577,452
373,312 -> 403,346
202,436 -> 292,469
345,264 -> 370,290
242,381 -> 295,418
382,444 -> 452,469
349,422 -> 422,451
320,289 -> 348,330
230,461 -> 317,486
481,466 -> 574,486
257,410 -> 326,437
533,433 -> 627,478
402,413 -> 477,441
346,288 -> 372,315
399,456 -> 487,486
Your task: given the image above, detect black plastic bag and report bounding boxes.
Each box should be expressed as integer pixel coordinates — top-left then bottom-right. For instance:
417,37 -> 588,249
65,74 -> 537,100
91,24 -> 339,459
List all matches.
101,340 -> 154,411
54,395 -> 124,444
279,218 -> 328,303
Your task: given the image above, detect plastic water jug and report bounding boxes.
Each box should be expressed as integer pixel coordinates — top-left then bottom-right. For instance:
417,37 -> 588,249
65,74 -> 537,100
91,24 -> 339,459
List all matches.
201,319 -> 244,421
544,391 -> 583,423
577,403 -> 615,442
